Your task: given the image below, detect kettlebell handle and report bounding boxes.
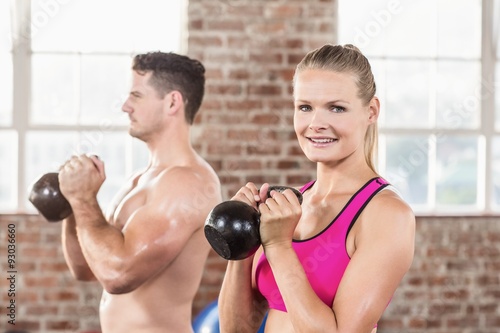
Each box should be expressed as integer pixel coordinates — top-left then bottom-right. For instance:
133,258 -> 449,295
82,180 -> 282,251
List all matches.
264,186 -> 303,205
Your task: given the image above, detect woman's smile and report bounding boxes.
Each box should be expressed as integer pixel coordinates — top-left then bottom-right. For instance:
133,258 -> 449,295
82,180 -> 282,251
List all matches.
306,136 -> 338,147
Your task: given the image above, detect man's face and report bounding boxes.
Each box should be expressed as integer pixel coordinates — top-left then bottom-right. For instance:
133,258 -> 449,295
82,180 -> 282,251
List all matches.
121,71 -> 165,141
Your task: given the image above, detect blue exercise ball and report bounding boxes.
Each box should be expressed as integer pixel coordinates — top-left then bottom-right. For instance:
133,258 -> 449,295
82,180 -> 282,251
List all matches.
192,300 -> 267,333
192,300 -> 220,333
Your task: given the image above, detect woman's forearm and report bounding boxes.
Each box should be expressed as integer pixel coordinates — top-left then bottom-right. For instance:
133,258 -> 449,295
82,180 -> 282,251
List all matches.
219,258 -> 267,332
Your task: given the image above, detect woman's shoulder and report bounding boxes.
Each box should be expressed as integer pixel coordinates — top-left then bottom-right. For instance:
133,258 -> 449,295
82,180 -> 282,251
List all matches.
354,183 -> 415,258
367,184 -> 415,227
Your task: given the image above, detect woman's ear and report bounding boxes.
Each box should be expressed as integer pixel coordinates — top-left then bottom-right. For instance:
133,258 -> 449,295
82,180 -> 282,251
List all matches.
368,96 -> 380,124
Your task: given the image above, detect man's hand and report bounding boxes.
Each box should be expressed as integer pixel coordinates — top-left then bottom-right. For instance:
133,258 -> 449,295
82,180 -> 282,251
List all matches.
59,155 -> 106,205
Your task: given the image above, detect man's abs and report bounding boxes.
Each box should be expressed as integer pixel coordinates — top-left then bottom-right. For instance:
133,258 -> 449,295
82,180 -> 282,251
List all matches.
99,269 -> 195,333
98,226 -> 208,333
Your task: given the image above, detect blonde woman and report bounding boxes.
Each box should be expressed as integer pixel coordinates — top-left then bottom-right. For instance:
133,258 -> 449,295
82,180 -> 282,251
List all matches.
219,44 -> 415,333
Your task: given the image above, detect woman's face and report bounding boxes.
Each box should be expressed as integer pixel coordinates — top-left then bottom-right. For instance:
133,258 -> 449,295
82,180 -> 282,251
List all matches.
293,69 -> 378,166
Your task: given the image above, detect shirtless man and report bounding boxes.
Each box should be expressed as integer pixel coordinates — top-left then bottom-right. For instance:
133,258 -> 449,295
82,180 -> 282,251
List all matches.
59,52 -> 222,333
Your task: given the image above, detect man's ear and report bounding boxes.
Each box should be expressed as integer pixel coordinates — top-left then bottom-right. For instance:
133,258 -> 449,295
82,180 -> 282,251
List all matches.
164,90 -> 184,116
368,96 -> 380,124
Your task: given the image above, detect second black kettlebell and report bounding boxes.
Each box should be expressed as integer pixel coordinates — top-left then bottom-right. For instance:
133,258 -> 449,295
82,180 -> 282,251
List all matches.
204,185 -> 303,260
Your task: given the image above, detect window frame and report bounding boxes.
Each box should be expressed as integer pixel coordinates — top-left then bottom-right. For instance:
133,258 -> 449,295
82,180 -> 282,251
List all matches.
338,0 -> 499,215
3,0 -> 184,213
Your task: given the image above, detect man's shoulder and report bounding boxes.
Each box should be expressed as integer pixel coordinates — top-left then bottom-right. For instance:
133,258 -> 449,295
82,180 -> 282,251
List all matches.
152,162 -> 220,200
159,162 -> 217,184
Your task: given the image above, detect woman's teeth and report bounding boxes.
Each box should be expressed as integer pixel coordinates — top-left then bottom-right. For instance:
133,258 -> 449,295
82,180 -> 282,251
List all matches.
309,138 -> 336,143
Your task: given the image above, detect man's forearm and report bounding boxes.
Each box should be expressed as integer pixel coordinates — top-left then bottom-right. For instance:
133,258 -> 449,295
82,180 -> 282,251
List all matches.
61,214 -> 95,281
71,198 -> 126,289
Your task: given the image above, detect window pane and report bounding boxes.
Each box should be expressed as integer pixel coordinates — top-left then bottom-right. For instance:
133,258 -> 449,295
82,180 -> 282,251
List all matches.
25,131 -> 132,211
383,60 -> 431,128
31,54 -> 79,125
435,60 -> 481,129
339,0 -> 436,57
0,1 -> 11,52
436,0 -> 481,58
78,131 -> 129,209
25,131 -> 78,183
384,135 -> 429,205
0,1 -> 11,125
32,54 -> 132,126
370,59 -> 387,124
0,131 -> 18,210
337,0 -> 394,56
25,131 -> 78,212
497,1 -> 500,57
31,0 -> 181,53
436,136 -> 478,206
80,55 -> 131,126
383,0 -> 435,57
131,138 -> 149,172
493,137 -> 500,208
341,0 -> 482,58
0,53 -> 13,126
496,62 -> 500,131
339,0 -> 489,214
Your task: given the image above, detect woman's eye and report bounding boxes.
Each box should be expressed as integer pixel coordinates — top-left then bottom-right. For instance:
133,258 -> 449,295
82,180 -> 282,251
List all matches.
331,106 -> 345,113
298,105 -> 312,112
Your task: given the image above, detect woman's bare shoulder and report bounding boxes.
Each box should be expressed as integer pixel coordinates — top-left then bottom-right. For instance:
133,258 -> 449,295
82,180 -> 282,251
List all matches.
375,186 -> 413,217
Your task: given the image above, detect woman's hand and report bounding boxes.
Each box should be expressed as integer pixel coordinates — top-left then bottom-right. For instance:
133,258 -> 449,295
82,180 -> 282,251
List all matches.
231,182 -> 270,210
258,188 -> 302,250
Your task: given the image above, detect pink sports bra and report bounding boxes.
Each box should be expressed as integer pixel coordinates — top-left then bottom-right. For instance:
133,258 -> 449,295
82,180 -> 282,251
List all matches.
255,177 -> 389,312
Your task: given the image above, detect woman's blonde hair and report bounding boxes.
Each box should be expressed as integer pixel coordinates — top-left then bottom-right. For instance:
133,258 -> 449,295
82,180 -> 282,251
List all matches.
293,44 -> 378,172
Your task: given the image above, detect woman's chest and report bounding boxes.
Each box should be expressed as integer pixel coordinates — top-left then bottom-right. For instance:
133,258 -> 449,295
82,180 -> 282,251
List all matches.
294,195 -> 350,240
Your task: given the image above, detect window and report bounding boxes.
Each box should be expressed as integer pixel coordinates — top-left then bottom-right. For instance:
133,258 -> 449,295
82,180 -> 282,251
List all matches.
0,0 -> 184,212
338,0 -> 498,214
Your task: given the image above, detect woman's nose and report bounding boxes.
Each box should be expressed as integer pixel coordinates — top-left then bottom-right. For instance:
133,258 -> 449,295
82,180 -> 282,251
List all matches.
308,110 -> 328,131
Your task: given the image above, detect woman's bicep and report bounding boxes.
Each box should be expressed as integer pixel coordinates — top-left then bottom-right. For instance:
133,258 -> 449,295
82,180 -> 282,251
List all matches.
333,200 -> 415,331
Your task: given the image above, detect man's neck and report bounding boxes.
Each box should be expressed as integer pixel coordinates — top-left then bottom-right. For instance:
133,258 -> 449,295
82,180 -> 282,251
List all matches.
145,127 -> 195,168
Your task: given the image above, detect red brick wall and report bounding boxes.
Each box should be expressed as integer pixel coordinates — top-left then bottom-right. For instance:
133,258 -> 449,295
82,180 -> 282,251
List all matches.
2,1 -> 498,333
187,0 -> 332,200
1,215 -> 499,332
380,216 -> 500,333
0,215 -> 101,332
187,0 -> 336,319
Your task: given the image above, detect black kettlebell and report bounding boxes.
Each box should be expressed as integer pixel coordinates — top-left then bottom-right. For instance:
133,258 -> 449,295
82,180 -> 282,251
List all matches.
204,185 -> 303,260
29,172 -> 72,222
28,156 -> 101,222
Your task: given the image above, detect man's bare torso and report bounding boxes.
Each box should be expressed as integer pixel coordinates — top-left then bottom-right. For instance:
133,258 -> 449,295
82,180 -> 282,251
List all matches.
98,164 -> 216,333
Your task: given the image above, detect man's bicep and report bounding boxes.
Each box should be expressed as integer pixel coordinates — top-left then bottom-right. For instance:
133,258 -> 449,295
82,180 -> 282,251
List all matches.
122,202 -> 199,261
107,206 -> 196,293
117,170 -> 220,285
